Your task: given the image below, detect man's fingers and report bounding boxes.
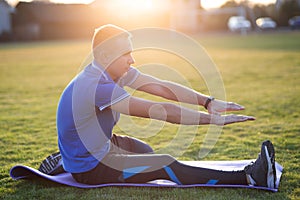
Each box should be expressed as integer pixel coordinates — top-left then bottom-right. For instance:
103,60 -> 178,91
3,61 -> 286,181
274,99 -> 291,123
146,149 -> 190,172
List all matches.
222,115 -> 255,125
226,102 -> 245,111
245,116 -> 256,120
235,115 -> 256,122
209,102 -> 245,113
212,114 -> 255,125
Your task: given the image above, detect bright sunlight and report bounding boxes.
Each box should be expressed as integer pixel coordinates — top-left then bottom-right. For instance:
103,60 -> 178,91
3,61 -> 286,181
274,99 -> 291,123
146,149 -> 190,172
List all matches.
113,0 -> 153,10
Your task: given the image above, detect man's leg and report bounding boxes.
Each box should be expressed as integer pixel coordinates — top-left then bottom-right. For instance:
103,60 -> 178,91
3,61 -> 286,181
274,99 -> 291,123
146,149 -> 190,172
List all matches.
72,152 -> 247,185
108,135 -> 247,185
72,138 -> 276,188
105,153 -> 248,185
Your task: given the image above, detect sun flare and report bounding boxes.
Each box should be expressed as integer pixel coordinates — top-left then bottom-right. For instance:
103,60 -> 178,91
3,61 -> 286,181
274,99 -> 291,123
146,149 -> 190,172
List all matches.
115,0 -> 153,10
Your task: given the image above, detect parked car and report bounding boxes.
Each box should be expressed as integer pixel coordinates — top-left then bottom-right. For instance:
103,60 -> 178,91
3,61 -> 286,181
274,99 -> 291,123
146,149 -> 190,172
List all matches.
256,17 -> 277,29
227,16 -> 251,32
288,16 -> 300,29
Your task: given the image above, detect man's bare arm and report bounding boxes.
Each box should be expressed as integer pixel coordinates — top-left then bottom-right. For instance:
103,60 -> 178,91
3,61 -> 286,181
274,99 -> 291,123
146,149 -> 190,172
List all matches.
129,73 -> 207,105
110,96 -> 255,126
129,73 -> 245,114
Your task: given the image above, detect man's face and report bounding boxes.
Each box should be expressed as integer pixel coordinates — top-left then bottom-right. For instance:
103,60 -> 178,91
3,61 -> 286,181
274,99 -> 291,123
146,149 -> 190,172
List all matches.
93,36 -> 134,81
106,52 -> 135,81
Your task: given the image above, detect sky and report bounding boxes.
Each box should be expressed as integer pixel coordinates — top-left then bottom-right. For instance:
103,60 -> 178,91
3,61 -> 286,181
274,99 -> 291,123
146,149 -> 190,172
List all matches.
6,0 -> 277,8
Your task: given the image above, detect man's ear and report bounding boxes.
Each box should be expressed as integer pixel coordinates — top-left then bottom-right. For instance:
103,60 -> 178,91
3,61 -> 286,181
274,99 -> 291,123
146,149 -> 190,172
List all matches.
100,51 -> 110,66
95,49 -> 110,66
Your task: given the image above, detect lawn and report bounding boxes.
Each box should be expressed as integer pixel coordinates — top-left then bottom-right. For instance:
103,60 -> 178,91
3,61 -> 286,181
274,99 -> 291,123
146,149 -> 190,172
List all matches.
0,31 -> 299,200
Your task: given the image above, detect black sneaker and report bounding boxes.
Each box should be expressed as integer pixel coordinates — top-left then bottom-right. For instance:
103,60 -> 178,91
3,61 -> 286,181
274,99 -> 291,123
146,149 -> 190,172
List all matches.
38,152 -> 65,175
244,140 -> 276,188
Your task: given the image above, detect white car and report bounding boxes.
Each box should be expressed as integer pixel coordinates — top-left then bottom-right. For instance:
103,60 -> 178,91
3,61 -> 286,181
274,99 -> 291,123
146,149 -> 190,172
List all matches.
227,16 -> 251,32
256,17 -> 277,29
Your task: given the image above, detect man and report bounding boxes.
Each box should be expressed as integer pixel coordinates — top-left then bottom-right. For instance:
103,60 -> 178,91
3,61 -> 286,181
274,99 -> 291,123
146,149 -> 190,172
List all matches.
39,24 -> 276,188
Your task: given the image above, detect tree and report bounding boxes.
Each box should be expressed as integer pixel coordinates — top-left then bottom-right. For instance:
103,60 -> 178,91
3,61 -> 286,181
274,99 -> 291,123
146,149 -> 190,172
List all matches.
277,0 -> 300,25
221,0 -> 239,8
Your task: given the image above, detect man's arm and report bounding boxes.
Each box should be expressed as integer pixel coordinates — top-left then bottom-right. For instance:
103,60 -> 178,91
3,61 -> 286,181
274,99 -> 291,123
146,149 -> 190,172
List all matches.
110,95 -> 255,126
129,73 -> 207,105
129,73 -> 245,114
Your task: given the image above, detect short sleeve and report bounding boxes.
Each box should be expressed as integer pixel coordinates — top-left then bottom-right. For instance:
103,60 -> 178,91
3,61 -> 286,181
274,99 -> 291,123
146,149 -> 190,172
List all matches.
95,80 -> 130,111
118,66 -> 140,87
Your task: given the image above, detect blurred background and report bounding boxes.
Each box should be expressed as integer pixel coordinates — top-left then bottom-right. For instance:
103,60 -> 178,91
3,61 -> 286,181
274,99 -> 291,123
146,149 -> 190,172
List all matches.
0,0 -> 300,41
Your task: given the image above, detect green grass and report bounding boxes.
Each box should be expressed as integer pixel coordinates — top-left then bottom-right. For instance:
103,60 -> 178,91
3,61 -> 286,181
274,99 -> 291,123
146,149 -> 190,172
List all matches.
1,32 -> 300,199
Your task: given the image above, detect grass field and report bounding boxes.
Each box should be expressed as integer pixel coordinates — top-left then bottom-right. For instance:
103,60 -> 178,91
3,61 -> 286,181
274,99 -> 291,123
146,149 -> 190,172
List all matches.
0,31 -> 300,199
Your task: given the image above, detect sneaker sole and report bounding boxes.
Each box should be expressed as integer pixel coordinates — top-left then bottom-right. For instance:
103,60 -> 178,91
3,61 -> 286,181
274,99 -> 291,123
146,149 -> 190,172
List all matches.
263,142 -> 276,188
38,152 -> 62,174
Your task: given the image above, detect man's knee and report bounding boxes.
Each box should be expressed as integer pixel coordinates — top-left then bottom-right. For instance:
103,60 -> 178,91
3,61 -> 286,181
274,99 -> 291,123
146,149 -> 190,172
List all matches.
133,138 -> 154,153
112,134 -> 154,154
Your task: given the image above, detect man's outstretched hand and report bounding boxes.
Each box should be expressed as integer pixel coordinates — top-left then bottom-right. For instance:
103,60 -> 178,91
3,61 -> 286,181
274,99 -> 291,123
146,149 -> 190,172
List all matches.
205,98 -> 255,125
207,99 -> 245,114
211,114 -> 255,126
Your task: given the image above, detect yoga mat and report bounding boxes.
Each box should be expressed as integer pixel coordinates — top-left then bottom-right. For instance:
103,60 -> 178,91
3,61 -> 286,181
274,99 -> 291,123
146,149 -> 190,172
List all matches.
10,160 -> 283,192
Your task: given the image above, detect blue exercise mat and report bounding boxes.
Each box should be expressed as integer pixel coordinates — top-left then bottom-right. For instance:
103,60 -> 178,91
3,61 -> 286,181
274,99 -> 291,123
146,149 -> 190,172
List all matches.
10,160 -> 283,192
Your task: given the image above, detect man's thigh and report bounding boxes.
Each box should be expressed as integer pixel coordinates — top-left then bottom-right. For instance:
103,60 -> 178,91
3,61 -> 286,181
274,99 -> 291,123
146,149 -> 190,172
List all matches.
110,134 -> 153,154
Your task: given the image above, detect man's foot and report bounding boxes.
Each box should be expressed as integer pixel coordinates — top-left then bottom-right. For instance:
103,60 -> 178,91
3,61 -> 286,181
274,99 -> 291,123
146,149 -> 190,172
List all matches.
244,140 -> 276,188
38,152 -> 65,175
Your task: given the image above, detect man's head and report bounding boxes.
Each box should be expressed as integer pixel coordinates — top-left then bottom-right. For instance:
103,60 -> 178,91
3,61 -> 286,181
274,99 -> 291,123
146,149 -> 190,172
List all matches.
92,24 -> 133,67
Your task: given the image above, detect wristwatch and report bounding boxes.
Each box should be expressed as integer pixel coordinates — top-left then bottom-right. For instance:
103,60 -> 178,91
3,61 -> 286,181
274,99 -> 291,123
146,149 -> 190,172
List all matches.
204,96 -> 215,109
